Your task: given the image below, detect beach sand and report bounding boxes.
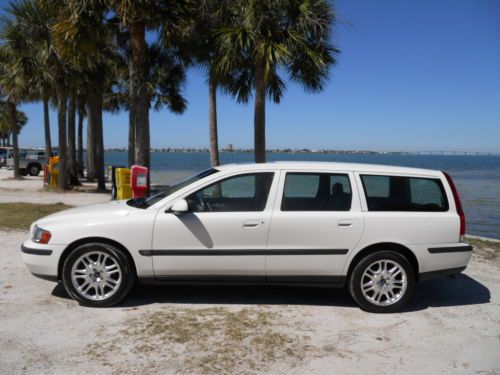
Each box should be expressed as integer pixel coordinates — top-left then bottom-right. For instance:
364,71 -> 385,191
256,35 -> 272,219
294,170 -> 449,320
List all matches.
0,167 -> 499,374
0,168 -> 111,206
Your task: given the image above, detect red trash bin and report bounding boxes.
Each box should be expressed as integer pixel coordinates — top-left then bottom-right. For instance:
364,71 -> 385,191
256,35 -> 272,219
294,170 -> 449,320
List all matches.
131,165 -> 149,198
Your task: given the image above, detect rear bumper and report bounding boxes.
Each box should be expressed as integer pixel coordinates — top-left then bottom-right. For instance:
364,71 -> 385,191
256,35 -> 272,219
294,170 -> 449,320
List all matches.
21,240 -> 66,282
419,266 -> 466,282
409,242 -> 473,275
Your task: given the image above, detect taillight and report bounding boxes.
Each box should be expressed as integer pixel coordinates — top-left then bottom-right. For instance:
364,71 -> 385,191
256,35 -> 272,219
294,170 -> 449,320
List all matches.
443,171 -> 465,242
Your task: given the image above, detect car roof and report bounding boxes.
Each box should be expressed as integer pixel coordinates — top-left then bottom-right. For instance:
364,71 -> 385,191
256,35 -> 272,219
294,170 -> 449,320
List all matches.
214,161 -> 443,177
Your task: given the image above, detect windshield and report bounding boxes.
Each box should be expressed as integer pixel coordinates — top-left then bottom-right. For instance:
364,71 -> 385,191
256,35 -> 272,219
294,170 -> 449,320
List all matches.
127,168 -> 219,209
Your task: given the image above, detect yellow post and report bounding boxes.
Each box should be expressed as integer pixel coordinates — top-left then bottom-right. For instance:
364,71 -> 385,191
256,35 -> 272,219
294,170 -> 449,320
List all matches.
48,156 -> 60,188
115,168 -> 132,200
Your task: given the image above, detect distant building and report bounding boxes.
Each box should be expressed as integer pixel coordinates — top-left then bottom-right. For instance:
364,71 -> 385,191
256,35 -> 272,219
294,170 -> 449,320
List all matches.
227,144 -> 234,152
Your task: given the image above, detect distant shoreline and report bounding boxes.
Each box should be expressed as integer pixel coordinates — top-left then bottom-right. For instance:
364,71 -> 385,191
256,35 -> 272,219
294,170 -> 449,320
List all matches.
10,146 -> 498,156
103,148 -> 499,156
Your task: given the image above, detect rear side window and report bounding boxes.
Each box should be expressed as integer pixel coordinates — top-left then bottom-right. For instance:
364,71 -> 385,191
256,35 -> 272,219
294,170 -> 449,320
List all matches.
361,175 -> 448,212
281,173 -> 352,211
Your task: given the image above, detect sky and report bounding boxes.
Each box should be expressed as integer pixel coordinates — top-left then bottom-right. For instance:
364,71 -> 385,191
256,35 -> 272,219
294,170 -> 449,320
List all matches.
13,0 -> 500,152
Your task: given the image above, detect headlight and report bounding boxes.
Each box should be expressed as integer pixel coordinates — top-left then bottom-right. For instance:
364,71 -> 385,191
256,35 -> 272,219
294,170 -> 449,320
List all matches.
32,225 -> 52,244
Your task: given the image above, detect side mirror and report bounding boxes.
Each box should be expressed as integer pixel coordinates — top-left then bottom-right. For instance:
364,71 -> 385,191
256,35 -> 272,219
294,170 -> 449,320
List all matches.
169,199 -> 189,214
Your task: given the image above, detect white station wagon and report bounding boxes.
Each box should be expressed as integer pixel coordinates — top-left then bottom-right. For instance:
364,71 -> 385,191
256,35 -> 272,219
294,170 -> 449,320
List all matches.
22,162 -> 472,312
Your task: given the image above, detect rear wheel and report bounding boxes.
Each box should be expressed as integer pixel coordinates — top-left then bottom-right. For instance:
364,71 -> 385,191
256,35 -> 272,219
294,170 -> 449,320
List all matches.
349,251 -> 415,313
62,243 -> 135,307
28,164 -> 41,176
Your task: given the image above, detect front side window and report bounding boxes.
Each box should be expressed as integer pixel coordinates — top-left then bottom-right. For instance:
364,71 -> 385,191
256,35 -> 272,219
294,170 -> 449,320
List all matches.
281,173 -> 352,211
129,168 -> 219,208
186,173 -> 274,212
361,175 -> 448,212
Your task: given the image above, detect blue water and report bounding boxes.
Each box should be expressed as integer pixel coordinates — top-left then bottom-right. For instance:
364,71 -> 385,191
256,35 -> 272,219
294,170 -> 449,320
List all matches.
104,151 -> 500,239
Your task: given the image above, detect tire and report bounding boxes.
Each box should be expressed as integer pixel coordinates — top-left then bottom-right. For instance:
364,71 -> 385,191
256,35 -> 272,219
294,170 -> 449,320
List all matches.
62,242 -> 135,307
28,164 -> 41,176
349,251 -> 415,313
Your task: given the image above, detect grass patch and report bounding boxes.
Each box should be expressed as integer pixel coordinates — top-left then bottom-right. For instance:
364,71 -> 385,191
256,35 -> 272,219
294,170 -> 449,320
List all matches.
85,307 -> 312,374
468,238 -> 500,264
0,202 -> 72,230
468,237 -> 500,252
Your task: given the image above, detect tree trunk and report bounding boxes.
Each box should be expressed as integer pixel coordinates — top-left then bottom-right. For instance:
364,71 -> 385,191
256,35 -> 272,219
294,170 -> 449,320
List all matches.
55,80 -> 68,190
128,59 -> 136,168
67,91 -> 79,185
253,61 -> 266,163
87,85 -> 105,190
130,21 -> 150,170
208,70 -> 219,166
43,96 -> 52,162
94,88 -> 105,191
86,96 -> 96,182
8,100 -> 20,179
77,101 -> 84,178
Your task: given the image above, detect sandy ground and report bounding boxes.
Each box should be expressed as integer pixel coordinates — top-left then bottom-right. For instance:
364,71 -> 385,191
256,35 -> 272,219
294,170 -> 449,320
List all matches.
0,168 -> 111,206
1,168 -> 500,374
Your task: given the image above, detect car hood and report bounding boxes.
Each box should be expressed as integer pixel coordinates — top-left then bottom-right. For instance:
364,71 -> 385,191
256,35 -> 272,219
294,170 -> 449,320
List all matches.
36,200 -> 134,228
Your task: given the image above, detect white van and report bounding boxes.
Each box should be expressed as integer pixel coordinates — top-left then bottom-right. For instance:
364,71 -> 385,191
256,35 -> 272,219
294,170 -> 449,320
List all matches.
22,162 -> 472,312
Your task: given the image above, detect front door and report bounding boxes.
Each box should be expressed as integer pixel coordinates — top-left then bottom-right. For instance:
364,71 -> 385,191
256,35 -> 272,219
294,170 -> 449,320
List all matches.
151,172 -> 277,280
266,171 -> 364,284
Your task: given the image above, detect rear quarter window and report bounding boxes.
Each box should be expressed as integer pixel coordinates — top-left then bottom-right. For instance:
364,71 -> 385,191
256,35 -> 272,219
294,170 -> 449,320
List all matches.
361,174 -> 448,212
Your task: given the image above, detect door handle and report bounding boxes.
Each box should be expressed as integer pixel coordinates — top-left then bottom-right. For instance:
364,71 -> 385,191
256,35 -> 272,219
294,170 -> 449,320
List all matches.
242,220 -> 264,228
337,220 -> 354,227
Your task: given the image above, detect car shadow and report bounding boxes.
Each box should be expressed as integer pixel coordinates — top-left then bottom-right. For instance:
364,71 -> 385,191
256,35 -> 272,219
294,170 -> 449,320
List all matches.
51,272 -> 490,312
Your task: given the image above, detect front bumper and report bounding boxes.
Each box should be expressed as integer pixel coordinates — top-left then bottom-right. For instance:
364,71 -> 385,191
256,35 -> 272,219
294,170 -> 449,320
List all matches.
21,240 -> 67,282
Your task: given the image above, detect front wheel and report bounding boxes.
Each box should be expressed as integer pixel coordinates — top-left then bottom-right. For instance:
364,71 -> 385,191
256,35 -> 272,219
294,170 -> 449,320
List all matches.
349,251 -> 415,313
62,243 -> 135,307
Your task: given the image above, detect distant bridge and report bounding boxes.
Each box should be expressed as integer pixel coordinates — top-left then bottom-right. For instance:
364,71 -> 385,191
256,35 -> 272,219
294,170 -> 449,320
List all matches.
392,151 -> 500,156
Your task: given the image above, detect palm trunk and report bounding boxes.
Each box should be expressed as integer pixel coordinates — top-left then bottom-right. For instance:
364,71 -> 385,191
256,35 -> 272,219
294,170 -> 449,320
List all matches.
77,101 -> 84,178
253,61 -> 266,163
67,91 -> 79,185
43,96 -> 52,162
87,85 -> 105,190
55,80 -> 68,190
94,88 -> 105,191
86,96 -> 96,181
208,70 -> 219,166
128,59 -> 136,168
130,22 -> 150,171
8,100 -> 20,179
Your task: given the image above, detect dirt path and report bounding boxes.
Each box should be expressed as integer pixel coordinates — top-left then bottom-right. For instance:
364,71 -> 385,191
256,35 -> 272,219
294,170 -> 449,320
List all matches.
1,229 -> 499,375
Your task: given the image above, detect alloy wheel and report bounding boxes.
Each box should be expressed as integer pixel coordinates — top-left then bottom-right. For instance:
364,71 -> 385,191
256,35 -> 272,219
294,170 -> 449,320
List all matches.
70,251 -> 122,301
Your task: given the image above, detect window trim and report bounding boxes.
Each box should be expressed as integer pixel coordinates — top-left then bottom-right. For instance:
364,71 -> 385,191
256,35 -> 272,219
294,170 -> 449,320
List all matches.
280,172 -> 353,212
360,174 -> 449,212
185,172 -> 276,213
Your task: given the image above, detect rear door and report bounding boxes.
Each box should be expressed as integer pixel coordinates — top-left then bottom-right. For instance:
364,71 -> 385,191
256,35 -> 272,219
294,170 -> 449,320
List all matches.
266,170 -> 364,283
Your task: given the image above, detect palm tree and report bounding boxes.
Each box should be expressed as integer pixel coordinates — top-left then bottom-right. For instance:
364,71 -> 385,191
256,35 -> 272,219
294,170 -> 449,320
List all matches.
53,3 -> 120,190
63,0 -> 191,180
6,0 -> 73,189
109,0 -> 191,170
0,2 -> 37,179
0,100 -> 28,178
217,0 -> 338,162
67,87 -> 79,185
76,93 -> 85,177
109,41 -> 188,158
